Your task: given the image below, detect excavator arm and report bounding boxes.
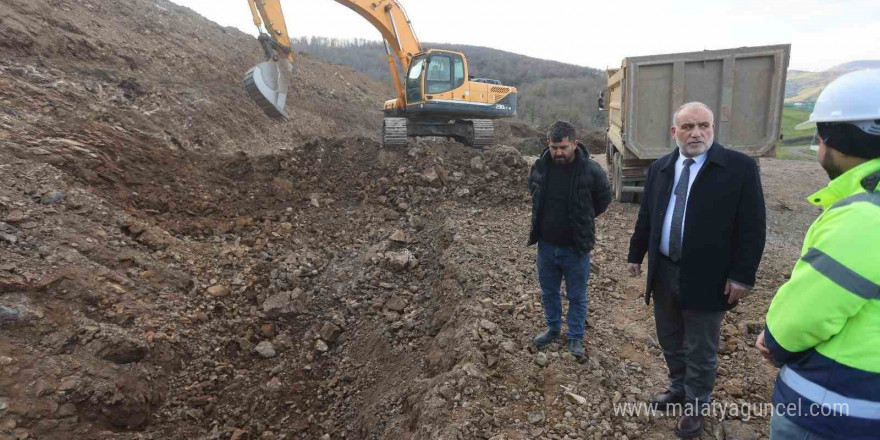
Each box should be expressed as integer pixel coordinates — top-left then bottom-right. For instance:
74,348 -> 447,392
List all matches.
247,0 -> 294,62
334,1 -> 422,68
244,0 -> 422,119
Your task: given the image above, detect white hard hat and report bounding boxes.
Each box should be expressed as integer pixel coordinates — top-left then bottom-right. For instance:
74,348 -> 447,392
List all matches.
796,69 -> 880,135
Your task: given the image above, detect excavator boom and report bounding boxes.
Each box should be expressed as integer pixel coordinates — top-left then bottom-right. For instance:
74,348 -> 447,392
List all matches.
244,0 -> 421,116
334,0 -> 422,69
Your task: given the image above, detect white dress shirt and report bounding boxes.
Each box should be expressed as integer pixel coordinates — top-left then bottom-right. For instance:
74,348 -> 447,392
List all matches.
659,150 -> 708,257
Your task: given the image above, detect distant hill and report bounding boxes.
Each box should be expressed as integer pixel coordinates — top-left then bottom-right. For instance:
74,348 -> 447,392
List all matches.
829,60 -> 880,71
290,37 -> 607,131
785,60 -> 880,105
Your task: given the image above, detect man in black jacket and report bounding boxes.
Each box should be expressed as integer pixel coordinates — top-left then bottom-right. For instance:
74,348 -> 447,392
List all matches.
528,121 -> 612,359
627,102 -> 766,438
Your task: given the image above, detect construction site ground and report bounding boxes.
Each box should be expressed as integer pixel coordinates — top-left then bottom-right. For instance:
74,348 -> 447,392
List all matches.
1,1 -> 830,439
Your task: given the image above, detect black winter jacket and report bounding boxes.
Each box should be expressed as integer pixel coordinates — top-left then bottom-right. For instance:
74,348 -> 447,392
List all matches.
627,143 -> 766,311
528,143 -> 612,256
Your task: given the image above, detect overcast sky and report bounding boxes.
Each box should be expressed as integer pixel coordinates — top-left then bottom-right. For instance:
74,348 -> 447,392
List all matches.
170,0 -> 880,72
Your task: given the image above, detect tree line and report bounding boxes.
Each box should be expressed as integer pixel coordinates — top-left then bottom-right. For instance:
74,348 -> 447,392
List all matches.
291,37 -> 609,130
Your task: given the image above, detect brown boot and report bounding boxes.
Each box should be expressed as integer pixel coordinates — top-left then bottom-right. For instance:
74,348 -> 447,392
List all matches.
674,414 -> 704,439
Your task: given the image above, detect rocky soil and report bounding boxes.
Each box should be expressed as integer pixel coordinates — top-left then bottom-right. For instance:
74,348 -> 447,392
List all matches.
1,1 -> 830,440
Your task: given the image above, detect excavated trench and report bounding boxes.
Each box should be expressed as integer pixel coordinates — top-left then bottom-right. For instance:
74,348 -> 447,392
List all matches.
1,130 -> 531,439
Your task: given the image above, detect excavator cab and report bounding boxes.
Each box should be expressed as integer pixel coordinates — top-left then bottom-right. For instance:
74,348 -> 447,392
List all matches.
423,52 -> 465,94
404,52 -> 465,105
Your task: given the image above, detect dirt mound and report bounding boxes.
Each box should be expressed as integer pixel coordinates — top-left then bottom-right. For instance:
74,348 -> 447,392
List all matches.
580,129 -> 606,154
1,0 -> 385,159
495,121 -> 606,157
495,120 -> 544,141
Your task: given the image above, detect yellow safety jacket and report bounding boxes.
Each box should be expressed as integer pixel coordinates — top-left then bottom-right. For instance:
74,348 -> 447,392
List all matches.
765,157 -> 880,439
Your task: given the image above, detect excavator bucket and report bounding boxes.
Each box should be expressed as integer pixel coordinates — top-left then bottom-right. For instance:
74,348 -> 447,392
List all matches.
243,59 -> 292,121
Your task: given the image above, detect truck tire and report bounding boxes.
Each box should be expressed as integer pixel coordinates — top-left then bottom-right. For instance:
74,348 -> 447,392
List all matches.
612,152 -> 638,203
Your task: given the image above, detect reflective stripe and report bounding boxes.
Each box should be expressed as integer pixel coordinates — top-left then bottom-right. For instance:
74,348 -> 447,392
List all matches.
829,192 -> 880,210
780,366 -> 880,420
802,248 -> 880,300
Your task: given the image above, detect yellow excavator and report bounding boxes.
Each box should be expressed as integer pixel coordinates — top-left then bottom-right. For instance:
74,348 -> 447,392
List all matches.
244,0 -> 517,148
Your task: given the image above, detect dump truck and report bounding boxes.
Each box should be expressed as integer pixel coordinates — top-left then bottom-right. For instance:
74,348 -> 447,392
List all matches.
599,44 -> 791,202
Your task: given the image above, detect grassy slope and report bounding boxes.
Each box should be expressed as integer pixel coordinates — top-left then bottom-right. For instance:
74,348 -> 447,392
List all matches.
785,60 -> 880,104
781,106 -> 812,144
775,106 -> 814,160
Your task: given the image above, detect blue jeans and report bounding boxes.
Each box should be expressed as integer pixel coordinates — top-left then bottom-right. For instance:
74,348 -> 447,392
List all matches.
770,414 -> 832,440
537,241 -> 590,340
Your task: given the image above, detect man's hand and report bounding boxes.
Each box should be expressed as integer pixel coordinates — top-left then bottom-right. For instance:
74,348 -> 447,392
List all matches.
627,263 -> 642,277
725,280 -> 749,304
755,330 -> 774,365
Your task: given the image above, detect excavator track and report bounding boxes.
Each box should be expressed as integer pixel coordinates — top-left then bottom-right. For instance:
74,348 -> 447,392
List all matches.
382,118 -> 408,147
469,119 -> 495,149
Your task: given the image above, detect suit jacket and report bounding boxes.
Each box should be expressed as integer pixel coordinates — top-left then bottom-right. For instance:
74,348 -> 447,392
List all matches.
627,142 -> 766,311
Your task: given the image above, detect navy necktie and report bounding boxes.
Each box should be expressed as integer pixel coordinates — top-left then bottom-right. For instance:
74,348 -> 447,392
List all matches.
669,158 -> 695,262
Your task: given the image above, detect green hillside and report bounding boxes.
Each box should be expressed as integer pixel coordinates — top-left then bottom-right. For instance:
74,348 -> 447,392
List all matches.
780,106 -> 812,145
786,71 -> 842,105
785,60 -> 880,105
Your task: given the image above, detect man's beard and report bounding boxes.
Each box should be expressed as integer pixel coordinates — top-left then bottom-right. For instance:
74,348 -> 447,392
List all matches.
676,138 -> 711,157
821,152 -> 844,180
